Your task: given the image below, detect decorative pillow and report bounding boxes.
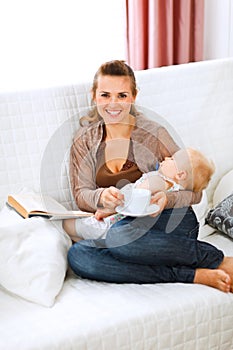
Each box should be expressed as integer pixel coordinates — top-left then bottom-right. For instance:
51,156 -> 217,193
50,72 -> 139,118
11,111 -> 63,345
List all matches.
206,193 -> 233,239
0,205 -> 72,307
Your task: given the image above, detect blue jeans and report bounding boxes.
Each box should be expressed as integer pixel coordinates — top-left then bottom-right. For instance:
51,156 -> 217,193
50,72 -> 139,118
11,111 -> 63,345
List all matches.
68,207 -> 224,284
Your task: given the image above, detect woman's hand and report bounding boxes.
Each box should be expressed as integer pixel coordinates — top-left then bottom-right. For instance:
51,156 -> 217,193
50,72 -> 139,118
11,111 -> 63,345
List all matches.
99,186 -> 124,210
150,191 -> 168,217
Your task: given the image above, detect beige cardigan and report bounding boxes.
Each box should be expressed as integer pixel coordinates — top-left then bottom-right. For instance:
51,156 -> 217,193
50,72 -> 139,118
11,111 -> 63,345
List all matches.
70,113 -> 201,212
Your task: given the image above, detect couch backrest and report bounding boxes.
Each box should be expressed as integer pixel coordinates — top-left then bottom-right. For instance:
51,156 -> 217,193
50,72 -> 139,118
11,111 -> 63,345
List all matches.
135,58 -> 233,202
1,58 -> 233,209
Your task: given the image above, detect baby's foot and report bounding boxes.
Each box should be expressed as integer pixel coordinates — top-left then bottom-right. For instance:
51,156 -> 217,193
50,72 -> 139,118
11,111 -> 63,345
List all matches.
194,268 -> 231,293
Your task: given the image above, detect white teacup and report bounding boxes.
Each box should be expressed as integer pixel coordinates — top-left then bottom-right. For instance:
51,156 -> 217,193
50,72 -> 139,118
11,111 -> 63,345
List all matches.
124,188 -> 151,214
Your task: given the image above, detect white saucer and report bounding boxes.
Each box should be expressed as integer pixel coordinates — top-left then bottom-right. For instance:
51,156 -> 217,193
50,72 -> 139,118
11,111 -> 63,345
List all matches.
116,204 -> 160,217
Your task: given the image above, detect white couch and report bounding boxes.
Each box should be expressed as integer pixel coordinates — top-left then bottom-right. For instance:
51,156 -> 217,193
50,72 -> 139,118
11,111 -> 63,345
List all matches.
1,58 -> 233,350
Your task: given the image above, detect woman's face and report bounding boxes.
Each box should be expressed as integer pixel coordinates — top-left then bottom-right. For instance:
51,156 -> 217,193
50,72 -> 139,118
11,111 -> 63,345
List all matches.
93,75 -> 137,125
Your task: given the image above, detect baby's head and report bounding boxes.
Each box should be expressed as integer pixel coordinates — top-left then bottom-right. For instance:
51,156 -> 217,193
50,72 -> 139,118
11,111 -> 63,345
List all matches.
160,148 -> 215,192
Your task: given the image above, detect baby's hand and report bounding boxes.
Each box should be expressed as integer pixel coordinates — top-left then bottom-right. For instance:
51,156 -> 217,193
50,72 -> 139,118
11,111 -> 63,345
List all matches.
95,208 -> 115,221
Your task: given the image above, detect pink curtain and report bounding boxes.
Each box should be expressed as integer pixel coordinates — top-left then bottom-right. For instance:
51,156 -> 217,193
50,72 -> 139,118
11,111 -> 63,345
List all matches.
126,0 -> 204,70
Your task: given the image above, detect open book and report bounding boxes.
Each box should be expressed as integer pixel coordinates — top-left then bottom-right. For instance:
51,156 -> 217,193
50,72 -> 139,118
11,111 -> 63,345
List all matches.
7,193 -> 93,220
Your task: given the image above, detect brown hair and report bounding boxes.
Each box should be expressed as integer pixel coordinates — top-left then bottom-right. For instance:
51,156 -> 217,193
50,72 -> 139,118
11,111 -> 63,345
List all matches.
187,148 -> 215,192
92,60 -> 137,99
80,60 -> 137,125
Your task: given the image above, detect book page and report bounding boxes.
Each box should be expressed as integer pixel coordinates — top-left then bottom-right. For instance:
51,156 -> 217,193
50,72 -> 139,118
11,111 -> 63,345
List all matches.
7,192 -> 93,219
8,193 -> 70,215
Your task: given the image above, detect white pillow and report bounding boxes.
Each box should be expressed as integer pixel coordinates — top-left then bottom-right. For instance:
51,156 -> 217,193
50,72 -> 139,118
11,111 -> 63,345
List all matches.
198,169 -> 233,240
192,190 -> 215,239
0,203 -> 25,226
0,206 -> 71,307
192,190 -> 209,224
213,169 -> 233,207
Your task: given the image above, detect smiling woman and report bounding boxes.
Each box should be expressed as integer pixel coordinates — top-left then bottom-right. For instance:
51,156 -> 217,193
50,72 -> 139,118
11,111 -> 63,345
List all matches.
0,0 -> 126,92
94,75 -> 136,126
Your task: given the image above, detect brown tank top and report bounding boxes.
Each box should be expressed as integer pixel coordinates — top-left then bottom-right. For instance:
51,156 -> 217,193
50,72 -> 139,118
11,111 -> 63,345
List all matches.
96,140 -> 142,189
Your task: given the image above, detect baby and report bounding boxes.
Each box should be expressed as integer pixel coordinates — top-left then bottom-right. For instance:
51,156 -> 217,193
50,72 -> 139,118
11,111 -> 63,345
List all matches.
63,147 -> 215,242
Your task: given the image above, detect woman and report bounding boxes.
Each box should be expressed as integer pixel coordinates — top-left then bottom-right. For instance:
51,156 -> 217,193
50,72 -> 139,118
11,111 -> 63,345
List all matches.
67,60 -> 233,293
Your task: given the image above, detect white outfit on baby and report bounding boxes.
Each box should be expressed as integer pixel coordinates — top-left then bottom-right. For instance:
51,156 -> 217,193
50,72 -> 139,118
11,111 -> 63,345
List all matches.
74,170 -> 182,240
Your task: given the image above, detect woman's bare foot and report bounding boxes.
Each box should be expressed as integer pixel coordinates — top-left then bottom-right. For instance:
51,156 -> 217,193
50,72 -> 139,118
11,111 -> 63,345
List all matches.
194,268 -> 231,293
218,257 -> 233,291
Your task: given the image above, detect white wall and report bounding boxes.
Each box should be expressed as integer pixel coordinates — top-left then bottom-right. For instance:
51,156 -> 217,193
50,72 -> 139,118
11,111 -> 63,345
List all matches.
0,0 -> 126,92
204,0 -> 233,59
